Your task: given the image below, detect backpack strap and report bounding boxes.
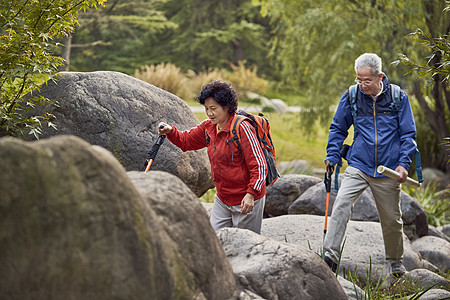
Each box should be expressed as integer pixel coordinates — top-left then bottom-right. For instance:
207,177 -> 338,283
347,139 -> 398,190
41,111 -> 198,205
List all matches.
205,129 -> 210,145
226,115 -> 247,163
415,148 -> 424,183
390,84 -> 401,110
348,84 -> 358,135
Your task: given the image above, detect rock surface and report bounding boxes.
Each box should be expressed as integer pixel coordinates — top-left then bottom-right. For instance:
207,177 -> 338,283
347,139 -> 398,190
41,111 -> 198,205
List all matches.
217,227 -> 348,300
0,135 -> 233,299
26,71 -> 214,196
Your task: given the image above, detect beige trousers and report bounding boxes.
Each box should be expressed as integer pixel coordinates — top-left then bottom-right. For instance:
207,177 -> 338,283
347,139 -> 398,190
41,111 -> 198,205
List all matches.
324,166 -> 403,263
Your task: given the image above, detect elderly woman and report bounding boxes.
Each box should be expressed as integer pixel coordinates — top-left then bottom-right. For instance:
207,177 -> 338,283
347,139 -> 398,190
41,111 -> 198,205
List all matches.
158,80 -> 267,233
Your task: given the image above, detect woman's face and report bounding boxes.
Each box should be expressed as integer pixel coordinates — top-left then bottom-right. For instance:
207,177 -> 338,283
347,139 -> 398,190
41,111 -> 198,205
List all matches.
204,97 -> 230,127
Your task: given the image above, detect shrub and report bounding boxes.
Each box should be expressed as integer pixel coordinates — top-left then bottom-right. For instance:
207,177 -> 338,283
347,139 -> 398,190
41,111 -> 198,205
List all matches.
186,68 -> 225,101
134,63 -> 192,101
223,61 -> 269,98
404,183 -> 450,227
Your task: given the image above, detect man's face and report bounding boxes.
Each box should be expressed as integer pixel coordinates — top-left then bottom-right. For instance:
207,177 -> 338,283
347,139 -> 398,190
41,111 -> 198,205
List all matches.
355,67 -> 383,96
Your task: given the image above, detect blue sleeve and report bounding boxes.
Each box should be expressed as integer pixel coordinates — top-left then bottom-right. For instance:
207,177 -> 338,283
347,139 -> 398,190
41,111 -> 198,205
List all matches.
397,91 -> 417,170
324,92 -> 353,165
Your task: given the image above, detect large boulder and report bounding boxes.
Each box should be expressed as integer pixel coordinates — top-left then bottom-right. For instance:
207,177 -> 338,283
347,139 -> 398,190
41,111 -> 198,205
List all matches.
0,135 -> 234,299
217,227 -> 347,300
261,215 -> 424,284
289,179 -> 428,239
26,71 -> 213,197
127,170 -> 237,298
265,174 -> 321,216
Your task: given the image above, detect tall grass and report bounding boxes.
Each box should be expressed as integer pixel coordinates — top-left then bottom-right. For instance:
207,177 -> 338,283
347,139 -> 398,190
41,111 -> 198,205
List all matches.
133,61 -> 269,103
134,63 -> 192,100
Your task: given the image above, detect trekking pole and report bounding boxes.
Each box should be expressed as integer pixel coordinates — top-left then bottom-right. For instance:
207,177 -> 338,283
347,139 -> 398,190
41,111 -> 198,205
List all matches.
144,125 -> 166,173
323,164 -> 334,239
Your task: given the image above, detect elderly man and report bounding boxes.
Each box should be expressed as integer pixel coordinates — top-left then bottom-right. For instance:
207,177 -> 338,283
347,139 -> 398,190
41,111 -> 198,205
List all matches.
323,53 -> 417,277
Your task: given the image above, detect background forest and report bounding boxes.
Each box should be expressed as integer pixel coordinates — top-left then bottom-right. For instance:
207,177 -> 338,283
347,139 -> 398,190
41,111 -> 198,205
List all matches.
1,0 -> 449,173
61,0 -> 450,173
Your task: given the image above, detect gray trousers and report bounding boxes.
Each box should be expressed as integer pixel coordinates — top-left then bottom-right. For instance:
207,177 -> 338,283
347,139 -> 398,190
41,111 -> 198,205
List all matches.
324,166 -> 403,263
210,194 -> 266,234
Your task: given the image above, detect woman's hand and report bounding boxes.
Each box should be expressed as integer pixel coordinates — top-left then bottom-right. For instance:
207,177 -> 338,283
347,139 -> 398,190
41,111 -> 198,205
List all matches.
158,122 -> 173,135
241,193 -> 255,214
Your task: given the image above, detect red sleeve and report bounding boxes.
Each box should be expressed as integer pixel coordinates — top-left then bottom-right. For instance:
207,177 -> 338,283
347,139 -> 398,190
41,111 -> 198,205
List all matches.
238,121 -> 268,195
166,120 -> 208,151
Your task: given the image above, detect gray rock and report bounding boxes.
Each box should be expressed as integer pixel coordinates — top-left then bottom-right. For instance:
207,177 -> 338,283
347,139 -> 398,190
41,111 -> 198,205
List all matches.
422,167 -> 450,190
412,236 -> 450,273
217,227 -> 347,300
404,269 -> 450,291
337,276 -> 366,300
440,224 -> 450,239
26,71 -> 213,197
127,171 -> 237,299
265,174 -> 321,216
428,225 -> 450,242
0,135 -> 234,299
261,215 -> 424,284
413,289 -> 450,300
289,178 -> 380,221
289,179 -> 428,239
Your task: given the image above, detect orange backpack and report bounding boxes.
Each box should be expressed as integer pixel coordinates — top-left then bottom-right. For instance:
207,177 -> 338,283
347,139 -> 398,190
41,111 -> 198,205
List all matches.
227,110 -> 279,185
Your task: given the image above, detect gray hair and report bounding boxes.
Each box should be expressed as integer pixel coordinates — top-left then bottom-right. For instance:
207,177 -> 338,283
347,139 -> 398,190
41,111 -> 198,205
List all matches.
354,53 -> 382,76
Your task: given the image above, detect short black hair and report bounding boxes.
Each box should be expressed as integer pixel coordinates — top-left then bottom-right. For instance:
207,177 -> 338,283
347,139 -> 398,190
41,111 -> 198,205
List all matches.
197,80 -> 238,114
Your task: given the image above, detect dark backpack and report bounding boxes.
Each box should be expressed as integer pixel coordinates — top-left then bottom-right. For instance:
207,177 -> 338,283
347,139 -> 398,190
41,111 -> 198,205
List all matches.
333,84 -> 423,191
227,110 -> 280,186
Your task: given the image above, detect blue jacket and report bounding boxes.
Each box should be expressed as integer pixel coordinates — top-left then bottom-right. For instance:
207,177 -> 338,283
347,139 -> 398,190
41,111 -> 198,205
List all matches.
325,74 -> 417,177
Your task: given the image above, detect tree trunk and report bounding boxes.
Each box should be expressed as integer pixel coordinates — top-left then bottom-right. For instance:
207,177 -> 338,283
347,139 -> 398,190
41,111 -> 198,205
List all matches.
60,34 -> 72,71
232,39 -> 244,65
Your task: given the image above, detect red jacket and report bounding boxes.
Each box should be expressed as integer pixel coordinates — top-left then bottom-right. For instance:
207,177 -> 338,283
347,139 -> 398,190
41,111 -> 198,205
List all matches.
167,113 -> 267,206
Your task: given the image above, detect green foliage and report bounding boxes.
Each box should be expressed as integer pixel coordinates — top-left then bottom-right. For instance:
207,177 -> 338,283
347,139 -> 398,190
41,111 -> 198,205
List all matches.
409,97 -> 449,171
156,0 -> 271,74
398,29 -> 450,82
253,0 -> 443,134
68,0 -> 177,74
405,183 -> 450,227
0,0 -> 105,137
68,0 -> 273,77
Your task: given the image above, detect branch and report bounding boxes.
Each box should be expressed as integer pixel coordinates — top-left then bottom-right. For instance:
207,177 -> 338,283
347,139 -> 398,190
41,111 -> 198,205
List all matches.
45,0 -> 88,33
70,40 -> 109,48
0,0 -> 30,27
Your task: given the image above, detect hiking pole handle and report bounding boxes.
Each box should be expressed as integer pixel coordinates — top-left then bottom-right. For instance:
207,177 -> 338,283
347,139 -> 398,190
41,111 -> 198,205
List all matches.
377,165 -> 421,188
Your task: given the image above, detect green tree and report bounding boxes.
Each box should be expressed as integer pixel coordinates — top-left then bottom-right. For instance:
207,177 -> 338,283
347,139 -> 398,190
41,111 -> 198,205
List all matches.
66,0 -> 177,74
397,2 -> 450,170
0,0 -> 106,138
255,0 -> 449,170
156,0 -> 271,74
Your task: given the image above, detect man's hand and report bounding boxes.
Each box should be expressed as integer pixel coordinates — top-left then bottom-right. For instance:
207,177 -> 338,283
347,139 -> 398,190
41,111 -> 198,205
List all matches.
241,193 -> 255,214
395,165 -> 408,183
325,160 -> 334,175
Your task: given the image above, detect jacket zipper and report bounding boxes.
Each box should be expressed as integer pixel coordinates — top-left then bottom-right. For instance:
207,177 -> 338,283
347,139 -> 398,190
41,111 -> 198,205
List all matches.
373,101 -> 377,176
